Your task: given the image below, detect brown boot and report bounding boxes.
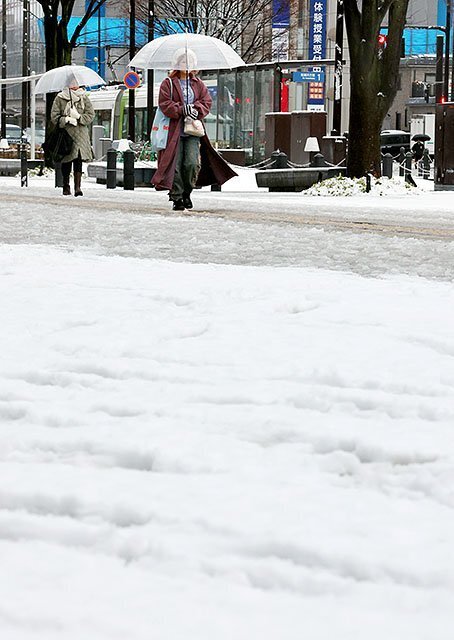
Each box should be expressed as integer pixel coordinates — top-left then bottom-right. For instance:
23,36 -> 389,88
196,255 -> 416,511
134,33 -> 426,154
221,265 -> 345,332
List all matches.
62,178 -> 71,196
74,171 -> 83,197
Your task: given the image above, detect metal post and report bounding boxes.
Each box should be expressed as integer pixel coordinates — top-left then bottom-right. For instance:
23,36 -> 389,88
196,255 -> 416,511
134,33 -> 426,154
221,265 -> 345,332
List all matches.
97,5 -> 102,76
106,147 -> 117,188
146,0 -> 154,140
382,153 -> 393,179
365,173 -> 371,192
22,0 -> 30,137
30,72 -> 36,160
445,0 -> 451,100
129,0 -> 136,141
332,0 -> 344,135
20,137 -> 27,186
1,0 -> 6,140
123,148 -> 135,189
436,35 -> 444,103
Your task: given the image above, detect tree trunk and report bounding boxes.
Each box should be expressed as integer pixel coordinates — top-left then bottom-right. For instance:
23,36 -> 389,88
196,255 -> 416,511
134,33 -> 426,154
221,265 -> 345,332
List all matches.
344,0 -> 410,177
347,75 -> 387,177
44,17 -> 72,71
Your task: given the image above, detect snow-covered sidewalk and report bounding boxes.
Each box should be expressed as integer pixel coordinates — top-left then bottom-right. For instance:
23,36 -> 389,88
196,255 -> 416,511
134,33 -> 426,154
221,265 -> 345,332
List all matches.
1,244 -> 454,639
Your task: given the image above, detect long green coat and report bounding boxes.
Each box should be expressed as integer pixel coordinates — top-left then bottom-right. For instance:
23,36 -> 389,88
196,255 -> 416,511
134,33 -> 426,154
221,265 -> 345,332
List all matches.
50,91 -> 95,163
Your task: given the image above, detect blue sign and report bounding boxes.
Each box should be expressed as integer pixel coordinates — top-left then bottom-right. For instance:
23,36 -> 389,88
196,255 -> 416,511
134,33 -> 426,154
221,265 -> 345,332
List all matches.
293,71 -> 325,83
272,0 -> 290,28
308,0 -> 327,107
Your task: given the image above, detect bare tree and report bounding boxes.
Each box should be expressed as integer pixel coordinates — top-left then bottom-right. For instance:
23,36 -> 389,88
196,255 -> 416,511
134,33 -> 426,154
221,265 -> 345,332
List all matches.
36,0 -> 109,71
129,0 -> 294,63
344,0 -> 410,177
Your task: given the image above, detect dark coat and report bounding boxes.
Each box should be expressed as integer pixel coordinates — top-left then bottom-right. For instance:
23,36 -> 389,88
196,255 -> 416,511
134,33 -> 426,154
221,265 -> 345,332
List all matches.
152,76 -> 237,191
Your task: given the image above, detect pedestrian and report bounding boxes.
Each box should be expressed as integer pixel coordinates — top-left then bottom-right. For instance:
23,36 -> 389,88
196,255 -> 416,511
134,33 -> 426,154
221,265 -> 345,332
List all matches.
152,48 -> 237,210
50,79 -> 95,196
411,140 -> 425,164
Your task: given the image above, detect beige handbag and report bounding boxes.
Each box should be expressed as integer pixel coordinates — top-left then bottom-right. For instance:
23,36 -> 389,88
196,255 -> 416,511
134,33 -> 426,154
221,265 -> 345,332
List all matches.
184,116 -> 205,137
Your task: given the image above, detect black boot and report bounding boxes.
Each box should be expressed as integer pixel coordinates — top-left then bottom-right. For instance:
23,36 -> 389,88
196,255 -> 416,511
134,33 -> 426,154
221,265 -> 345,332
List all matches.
62,181 -> 71,196
74,171 -> 83,197
172,199 -> 185,211
183,193 -> 193,209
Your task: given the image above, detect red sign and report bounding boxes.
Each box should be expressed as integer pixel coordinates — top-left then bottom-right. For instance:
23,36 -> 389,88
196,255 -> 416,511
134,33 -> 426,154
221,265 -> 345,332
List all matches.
123,71 -> 141,89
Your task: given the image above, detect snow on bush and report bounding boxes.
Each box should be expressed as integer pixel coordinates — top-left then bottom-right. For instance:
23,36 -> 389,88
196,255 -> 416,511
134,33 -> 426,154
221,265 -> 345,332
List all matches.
305,175 -> 420,197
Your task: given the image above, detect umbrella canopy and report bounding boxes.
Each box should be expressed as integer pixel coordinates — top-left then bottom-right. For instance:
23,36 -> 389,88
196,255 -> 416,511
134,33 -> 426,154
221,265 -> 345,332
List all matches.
412,133 -> 431,142
34,65 -> 105,94
129,33 -> 246,71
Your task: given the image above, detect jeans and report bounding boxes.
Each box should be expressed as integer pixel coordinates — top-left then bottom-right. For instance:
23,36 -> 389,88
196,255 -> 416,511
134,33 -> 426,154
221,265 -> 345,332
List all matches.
169,136 -> 201,201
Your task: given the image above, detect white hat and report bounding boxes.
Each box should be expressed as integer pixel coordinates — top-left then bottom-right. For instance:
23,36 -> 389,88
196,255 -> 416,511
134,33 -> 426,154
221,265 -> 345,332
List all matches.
171,48 -> 198,71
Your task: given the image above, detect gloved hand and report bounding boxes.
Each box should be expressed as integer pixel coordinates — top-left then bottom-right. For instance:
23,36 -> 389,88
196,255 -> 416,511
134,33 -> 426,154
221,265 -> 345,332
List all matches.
69,107 -> 80,120
183,104 -> 198,120
65,116 -> 77,126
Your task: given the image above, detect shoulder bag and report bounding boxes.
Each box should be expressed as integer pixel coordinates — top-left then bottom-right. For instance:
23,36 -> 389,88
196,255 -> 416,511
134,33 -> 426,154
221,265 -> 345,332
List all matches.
151,78 -> 173,152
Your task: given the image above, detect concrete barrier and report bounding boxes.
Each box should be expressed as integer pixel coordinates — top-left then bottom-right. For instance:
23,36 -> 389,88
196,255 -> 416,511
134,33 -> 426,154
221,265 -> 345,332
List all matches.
255,166 -> 347,192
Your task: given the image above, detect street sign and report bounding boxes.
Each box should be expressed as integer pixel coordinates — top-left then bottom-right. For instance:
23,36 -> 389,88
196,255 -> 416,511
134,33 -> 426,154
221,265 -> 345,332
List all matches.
123,71 -> 141,89
292,71 -> 325,83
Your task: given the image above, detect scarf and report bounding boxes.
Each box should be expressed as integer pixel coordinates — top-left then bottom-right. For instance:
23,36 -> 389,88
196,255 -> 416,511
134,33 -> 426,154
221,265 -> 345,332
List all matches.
59,87 -> 86,115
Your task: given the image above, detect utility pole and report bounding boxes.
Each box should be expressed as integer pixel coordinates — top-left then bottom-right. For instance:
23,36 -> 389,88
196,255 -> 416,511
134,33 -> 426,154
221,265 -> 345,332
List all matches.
22,0 -> 30,136
129,0 -> 136,141
1,0 -> 6,139
146,0 -> 154,140
332,0 -> 344,135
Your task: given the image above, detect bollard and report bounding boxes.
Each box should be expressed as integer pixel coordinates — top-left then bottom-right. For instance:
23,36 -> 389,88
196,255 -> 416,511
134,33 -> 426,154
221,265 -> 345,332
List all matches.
271,150 -> 288,169
421,149 -> 431,180
382,153 -> 393,179
106,148 -> 117,189
404,151 -> 413,184
366,173 -> 371,193
123,149 -> 135,190
20,140 -> 28,187
310,153 -> 328,168
54,161 -> 64,188
398,146 -> 406,177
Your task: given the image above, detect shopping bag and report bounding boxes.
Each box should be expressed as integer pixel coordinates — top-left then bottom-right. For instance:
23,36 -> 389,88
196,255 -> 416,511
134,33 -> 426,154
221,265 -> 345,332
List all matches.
43,125 -> 73,163
151,108 -> 171,151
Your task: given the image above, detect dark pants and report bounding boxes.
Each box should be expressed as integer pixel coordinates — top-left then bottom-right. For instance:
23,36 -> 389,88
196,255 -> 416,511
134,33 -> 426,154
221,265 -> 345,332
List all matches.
62,153 -> 82,181
169,136 -> 201,201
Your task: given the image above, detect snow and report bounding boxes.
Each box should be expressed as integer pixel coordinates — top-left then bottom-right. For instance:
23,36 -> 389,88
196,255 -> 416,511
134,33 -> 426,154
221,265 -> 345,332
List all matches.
1,171 -> 454,639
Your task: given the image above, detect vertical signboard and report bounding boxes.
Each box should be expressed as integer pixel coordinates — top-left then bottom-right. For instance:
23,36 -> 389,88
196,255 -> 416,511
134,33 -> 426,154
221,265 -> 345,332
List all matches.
308,0 -> 327,111
272,0 -> 290,60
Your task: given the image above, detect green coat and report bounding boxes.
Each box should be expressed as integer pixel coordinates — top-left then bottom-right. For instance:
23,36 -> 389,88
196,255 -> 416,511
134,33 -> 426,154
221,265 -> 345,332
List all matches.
50,91 -> 95,163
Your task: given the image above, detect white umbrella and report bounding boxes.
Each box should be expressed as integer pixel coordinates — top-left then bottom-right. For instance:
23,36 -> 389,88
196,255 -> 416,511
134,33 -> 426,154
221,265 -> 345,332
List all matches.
34,65 -> 105,94
129,33 -> 246,71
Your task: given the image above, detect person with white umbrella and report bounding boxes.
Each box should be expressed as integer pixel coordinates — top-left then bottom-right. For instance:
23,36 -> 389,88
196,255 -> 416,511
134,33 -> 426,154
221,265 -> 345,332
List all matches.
130,34 -> 242,210
50,75 -> 95,196
36,66 -> 103,197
